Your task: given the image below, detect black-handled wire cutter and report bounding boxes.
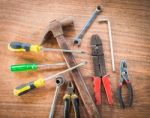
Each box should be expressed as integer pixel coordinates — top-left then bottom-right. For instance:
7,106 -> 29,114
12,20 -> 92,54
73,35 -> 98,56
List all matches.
117,59 -> 133,108
63,82 -> 80,118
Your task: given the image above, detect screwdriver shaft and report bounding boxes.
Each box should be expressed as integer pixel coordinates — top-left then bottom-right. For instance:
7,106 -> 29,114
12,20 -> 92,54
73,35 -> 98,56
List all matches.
42,47 -> 85,54
45,61 -> 87,81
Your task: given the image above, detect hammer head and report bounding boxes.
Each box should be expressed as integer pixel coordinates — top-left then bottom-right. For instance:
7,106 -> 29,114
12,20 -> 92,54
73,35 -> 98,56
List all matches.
41,17 -> 74,45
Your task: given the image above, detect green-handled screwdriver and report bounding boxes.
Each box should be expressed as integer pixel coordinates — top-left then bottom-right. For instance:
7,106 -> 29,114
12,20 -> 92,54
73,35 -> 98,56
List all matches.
10,62 -> 66,72
14,61 -> 87,96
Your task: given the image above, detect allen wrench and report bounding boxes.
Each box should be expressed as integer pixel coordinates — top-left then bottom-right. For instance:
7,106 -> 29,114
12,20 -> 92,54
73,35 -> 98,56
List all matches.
98,19 -> 115,72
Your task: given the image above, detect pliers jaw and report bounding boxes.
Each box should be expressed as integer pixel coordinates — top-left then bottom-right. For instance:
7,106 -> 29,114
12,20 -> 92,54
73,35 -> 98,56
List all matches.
120,60 -> 130,84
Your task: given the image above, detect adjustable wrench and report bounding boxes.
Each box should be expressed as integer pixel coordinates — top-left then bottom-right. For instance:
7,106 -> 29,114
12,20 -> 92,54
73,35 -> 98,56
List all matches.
74,6 -> 102,45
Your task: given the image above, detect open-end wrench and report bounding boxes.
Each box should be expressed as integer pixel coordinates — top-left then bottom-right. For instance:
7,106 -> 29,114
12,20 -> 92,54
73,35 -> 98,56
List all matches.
74,6 -> 102,46
49,76 -> 65,118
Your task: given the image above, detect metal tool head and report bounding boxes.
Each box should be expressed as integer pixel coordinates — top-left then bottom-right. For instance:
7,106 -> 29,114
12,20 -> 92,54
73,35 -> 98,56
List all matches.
67,81 -> 74,94
120,59 -> 129,82
91,34 -> 106,77
56,76 -> 65,86
41,17 -> 74,45
73,6 -> 102,46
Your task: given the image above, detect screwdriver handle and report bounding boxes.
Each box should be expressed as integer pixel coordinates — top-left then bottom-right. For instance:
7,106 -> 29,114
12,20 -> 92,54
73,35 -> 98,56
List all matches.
93,76 -> 101,105
14,78 -> 45,96
8,41 -> 42,52
11,63 -> 38,72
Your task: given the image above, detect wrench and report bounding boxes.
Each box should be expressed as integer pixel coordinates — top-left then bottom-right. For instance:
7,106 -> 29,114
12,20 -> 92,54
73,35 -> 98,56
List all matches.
49,76 -> 65,118
74,6 -> 102,46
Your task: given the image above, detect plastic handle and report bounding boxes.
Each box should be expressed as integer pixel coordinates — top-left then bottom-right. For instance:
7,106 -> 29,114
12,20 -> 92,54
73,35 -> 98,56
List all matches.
117,81 -> 133,108
10,63 -> 38,72
8,41 -> 42,52
63,94 -> 71,118
8,42 -> 31,52
14,78 -> 45,96
93,76 -> 101,105
102,75 -> 113,105
71,94 -> 80,118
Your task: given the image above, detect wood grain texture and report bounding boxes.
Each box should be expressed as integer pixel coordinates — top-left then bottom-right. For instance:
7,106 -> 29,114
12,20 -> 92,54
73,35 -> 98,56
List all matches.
0,0 -> 150,118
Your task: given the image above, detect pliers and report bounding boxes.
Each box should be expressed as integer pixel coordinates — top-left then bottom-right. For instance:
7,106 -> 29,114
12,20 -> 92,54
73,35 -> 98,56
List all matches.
63,82 -> 80,118
91,34 -> 113,105
117,59 -> 133,108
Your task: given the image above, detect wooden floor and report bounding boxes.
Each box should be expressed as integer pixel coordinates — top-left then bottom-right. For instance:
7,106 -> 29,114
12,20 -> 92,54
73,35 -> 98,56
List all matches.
0,0 -> 150,118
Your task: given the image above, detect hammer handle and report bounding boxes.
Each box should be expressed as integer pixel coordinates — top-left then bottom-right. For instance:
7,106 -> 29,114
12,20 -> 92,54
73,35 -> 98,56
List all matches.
56,35 -> 101,118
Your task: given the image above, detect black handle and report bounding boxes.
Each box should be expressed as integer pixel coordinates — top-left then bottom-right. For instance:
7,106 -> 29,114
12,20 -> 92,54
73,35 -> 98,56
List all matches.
71,94 -> 80,118
127,83 -> 133,107
117,84 -> 125,108
117,82 -> 133,108
64,94 -> 71,118
10,42 -> 31,51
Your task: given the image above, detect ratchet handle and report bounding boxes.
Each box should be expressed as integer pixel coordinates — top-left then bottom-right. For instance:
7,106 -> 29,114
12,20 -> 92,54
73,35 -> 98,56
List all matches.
8,41 -> 42,52
14,78 -> 45,96
93,76 -> 101,105
102,75 -> 113,105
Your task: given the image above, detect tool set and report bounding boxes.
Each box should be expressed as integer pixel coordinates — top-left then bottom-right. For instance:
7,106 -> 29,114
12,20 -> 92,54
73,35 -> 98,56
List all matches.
9,5 -> 134,118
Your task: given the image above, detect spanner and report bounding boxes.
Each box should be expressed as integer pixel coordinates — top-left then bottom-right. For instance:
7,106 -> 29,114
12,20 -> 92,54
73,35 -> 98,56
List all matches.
49,76 -> 65,118
74,6 -> 102,46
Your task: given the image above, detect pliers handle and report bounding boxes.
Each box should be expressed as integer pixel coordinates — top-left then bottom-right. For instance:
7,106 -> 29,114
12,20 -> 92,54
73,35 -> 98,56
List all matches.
117,60 -> 133,108
93,75 -> 113,105
63,82 -> 80,118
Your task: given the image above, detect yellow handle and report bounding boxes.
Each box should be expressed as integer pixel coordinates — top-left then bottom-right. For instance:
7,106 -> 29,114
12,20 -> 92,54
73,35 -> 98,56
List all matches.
14,78 -> 45,96
8,41 -> 42,52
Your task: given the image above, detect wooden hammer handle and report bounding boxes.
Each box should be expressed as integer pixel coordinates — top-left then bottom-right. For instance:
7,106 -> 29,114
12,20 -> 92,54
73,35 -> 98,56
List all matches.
56,35 -> 101,118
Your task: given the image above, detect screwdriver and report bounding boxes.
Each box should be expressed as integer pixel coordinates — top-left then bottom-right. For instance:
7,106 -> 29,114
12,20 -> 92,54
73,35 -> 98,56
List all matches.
10,62 -> 66,72
14,61 -> 87,96
8,41 -> 85,54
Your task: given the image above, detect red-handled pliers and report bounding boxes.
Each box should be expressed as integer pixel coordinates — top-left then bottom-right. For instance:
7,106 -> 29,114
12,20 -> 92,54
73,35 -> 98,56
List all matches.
91,34 -> 113,105
117,60 -> 133,108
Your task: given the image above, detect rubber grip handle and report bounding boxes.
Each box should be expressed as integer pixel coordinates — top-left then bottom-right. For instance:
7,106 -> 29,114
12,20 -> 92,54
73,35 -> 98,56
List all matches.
93,76 -> 101,105
14,78 -> 45,96
117,81 -> 133,108
10,63 -> 38,72
63,94 -> 71,118
9,42 -> 31,51
71,94 -> 80,118
127,82 -> 133,107
117,83 -> 125,108
102,75 -> 113,105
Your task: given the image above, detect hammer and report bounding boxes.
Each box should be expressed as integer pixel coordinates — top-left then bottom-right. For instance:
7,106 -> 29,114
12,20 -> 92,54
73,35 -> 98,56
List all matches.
41,17 -> 101,118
